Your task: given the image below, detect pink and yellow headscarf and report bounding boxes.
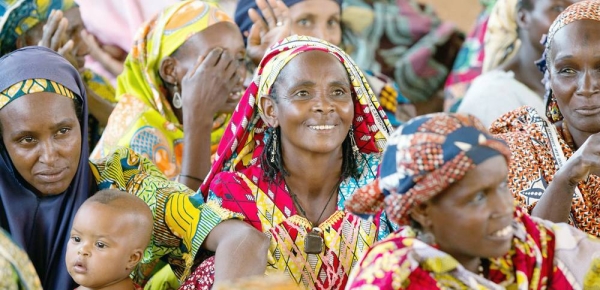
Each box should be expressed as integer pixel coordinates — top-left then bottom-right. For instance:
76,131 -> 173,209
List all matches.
91,0 -> 233,178
200,35 -> 393,196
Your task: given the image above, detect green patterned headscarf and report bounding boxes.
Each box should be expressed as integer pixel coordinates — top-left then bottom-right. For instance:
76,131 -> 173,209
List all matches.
0,0 -> 76,56
0,78 -> 75,109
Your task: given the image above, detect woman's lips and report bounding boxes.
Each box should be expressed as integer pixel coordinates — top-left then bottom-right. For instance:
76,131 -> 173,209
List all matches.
575,106 -> 600,116
36,168 -> 67,183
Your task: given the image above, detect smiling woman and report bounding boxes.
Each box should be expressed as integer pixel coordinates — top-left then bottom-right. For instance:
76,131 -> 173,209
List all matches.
180,35 -> 394,289
346,113 -> 600,289
489,0 -> 600,236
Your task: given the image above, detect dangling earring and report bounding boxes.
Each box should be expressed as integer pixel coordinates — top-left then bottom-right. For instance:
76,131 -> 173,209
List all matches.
546,92 -> 562,122
270,127 -> 278,163
349,127 -> 361,161
172,81 -> 183,109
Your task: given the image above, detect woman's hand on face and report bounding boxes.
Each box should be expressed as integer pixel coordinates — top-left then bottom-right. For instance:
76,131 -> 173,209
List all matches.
247,0 -> 291,66
560,133 -> 600,186
38,10 -> 78,69
80,30 -> 125,76
180,47 -> 240,123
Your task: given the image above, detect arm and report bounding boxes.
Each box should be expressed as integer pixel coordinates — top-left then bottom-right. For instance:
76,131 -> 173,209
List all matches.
203,220 -> 269,283
178,48 -> 241,190
531,134 -> 600,223
86,85 -> 115,127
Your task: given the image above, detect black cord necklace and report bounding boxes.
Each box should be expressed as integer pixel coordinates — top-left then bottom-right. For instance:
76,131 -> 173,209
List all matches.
285,178 -> 340,254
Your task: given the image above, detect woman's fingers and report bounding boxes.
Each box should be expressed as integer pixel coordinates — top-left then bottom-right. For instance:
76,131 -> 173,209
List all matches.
57,39 -> 74,56
256,0 -> 278,28
269,0 -> 290,28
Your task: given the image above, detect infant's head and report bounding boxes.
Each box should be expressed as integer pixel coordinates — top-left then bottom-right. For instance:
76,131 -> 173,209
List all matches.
66,189 -> 153,288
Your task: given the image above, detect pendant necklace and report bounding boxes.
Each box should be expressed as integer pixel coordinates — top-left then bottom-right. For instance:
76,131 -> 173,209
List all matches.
285,178 -> 340,254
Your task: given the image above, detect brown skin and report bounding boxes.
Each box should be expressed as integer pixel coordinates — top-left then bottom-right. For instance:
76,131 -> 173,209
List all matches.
67,202 -> 147,290
158,21 -> 246,190
411,156 -> 514,273
17,8 -> 114,127
0,93 -> 81,196
500,0 -> 580,97
532,20 -> 600,222
288,0 -> 342,46
247,0 -> 293,65
0,91 -> 268,283
261,51 -> 353,224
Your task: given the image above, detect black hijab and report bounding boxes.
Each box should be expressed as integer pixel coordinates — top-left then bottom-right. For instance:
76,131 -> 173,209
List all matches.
0,46 -> 92,289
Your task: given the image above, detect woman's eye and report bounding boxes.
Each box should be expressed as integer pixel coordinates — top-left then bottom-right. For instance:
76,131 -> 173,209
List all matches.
294,90 -> 311,98
332,89 -> 349,98
297,19 -> 311,26
57,128 -> 71,135
18,136 -> 35,144
328,19 -> 340,27
558,68 -> 575,75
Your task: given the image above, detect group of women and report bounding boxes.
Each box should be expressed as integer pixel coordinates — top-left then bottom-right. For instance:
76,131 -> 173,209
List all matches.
3,0 -> 600,289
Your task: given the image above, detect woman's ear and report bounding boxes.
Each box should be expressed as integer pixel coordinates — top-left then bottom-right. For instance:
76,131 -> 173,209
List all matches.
126,249 -> 143,271
410,202 -> 432,230
260,95 -> 279,128
516,8 -> 530,32
158,56 -> 178,85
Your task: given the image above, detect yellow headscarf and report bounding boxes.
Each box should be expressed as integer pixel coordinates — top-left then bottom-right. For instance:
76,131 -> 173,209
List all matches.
482,0 -> 519,72
91,0 -> 233,178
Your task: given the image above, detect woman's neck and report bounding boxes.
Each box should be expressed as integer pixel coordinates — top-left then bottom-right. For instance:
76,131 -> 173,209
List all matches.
282,148 -> 343,197
500,43 -> 545,97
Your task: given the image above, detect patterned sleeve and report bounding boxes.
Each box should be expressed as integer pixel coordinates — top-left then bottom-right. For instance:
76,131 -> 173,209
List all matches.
346,233 -> 439,289
90,148 -> 242,283
0,229 -> 42,290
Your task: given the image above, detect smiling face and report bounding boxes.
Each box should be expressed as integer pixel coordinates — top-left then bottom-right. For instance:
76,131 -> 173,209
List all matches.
289,0 -> 342,46
414,155 -> 514,267
0,92 -> 81,196
172,21 -> 247,113
66,202 -> 141,288
549,20 -> 600,135
263,50 -> 354,156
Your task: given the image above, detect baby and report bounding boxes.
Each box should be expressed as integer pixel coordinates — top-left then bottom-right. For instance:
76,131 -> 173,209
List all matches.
66,189 -> 153,290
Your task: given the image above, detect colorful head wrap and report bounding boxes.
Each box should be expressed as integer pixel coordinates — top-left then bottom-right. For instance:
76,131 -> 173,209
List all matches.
92,1 -> 234,176
539,0 -> 600,123
0,0 -> 76,56
482,0 -> 519,73
345,113 -> 510,225
117,0 -> 233,118
199,35 -> 392,195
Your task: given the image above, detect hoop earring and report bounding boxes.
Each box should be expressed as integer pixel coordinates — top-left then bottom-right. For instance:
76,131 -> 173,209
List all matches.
172,81 -> 183,109
270,128 -> 278,163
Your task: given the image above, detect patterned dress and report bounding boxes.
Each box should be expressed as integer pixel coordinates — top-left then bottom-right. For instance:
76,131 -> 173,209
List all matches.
348,207 -> 600,289
181,35 -> 395,289
489,106 -> 600,237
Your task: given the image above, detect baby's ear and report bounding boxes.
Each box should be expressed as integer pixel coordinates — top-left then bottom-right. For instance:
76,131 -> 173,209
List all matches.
126,249 -> 144,271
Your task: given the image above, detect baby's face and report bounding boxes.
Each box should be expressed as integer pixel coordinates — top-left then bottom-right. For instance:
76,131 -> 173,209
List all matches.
66,203 -> 138,287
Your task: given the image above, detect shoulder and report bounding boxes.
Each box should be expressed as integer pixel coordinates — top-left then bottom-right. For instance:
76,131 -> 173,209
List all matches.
348,231 -> 439,289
